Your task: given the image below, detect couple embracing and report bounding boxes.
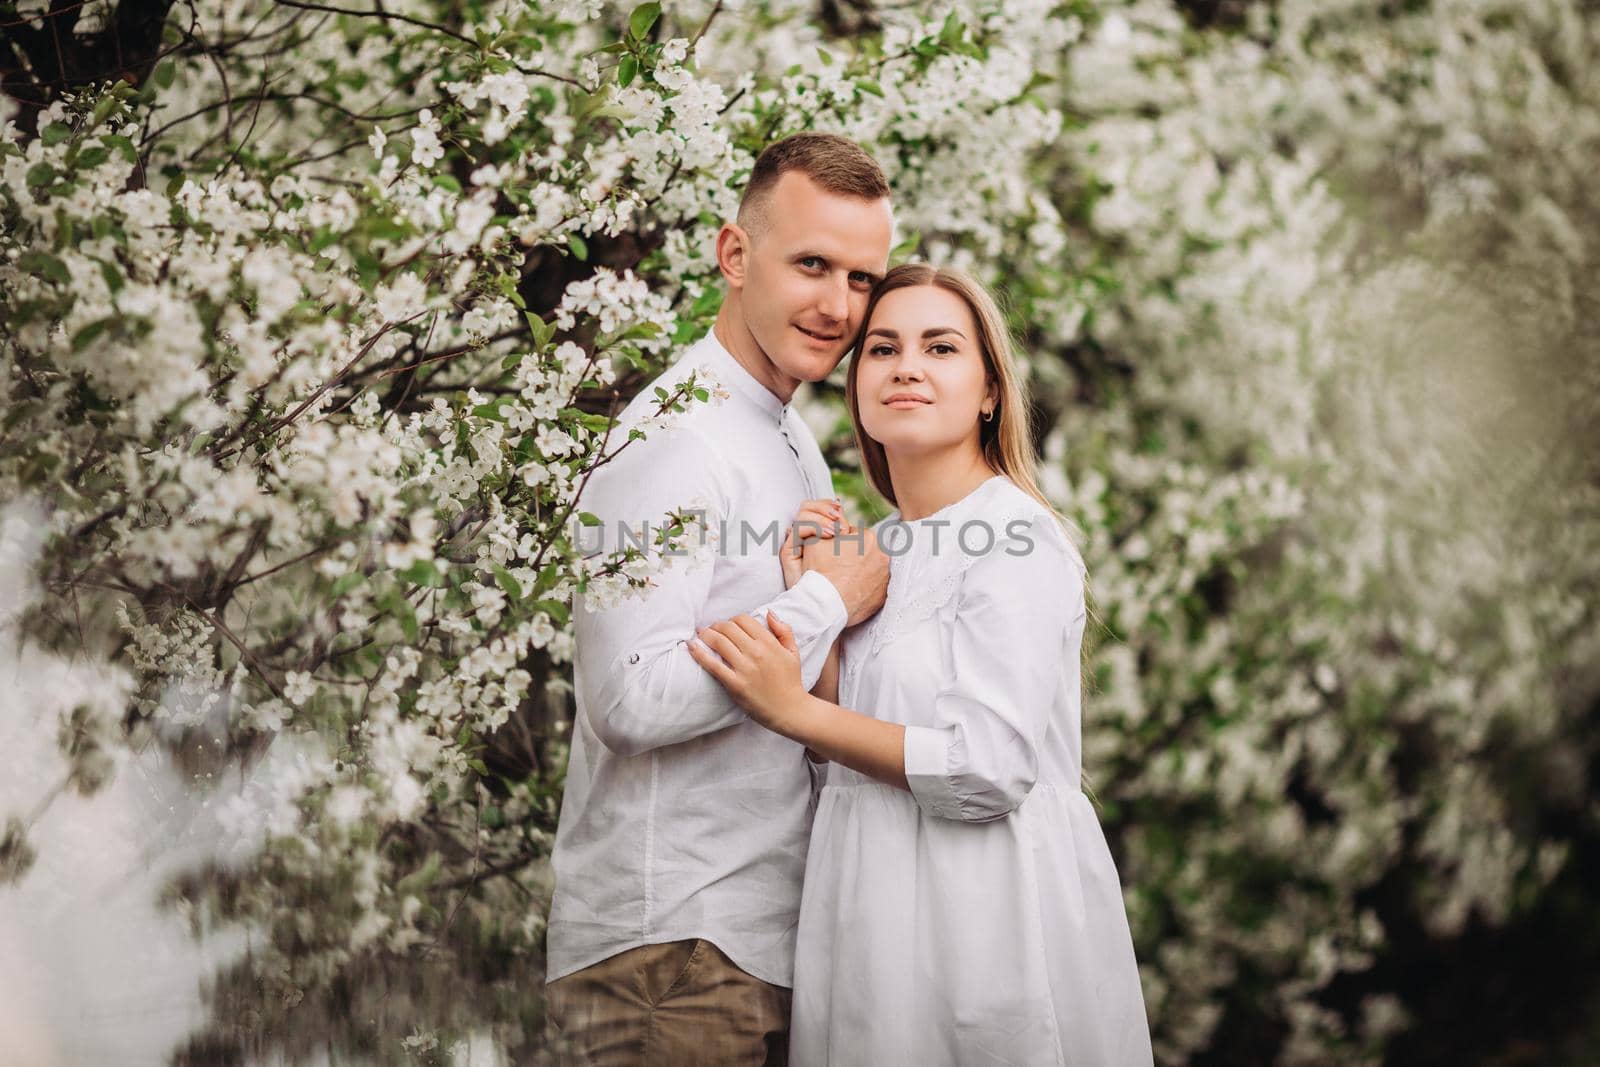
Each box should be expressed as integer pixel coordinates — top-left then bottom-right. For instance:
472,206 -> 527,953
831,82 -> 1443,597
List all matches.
543,133 -> 1153,1067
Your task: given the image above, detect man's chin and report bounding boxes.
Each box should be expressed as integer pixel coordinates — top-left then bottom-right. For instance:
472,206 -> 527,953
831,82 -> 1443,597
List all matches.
779,347 -> 848,383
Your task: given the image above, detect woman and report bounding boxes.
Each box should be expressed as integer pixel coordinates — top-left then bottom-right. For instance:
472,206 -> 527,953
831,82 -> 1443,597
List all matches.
687,264 -> 1153,1066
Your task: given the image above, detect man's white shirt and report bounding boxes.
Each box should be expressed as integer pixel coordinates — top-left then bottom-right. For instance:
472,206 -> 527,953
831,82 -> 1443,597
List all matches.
545,329 -> 849,988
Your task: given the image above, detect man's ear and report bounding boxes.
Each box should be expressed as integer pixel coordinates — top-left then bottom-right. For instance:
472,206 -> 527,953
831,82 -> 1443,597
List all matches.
715,222 -> 751,290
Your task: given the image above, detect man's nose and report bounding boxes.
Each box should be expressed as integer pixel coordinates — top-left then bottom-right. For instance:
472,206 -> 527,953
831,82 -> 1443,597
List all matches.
817,274 -> 849,324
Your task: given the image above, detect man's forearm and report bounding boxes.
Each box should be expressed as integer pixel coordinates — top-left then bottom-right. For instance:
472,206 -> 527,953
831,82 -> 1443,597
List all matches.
586,574 -> 847,756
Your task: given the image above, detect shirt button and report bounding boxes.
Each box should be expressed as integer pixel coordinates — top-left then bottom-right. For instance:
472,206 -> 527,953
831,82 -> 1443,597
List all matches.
628,652 -> 641,665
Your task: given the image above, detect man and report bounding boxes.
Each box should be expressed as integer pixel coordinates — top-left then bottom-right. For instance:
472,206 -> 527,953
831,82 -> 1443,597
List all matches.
543,133 -> 895,1065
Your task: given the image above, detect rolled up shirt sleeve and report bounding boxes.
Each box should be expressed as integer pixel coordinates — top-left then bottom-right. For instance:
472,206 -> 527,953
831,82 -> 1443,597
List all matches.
902,517 -> 1085,822
574,427 -> 848,758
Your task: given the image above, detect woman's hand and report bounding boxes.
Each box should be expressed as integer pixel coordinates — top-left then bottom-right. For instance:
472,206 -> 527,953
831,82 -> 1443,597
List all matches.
688,612 -> 809,732
782,498 -> 852,589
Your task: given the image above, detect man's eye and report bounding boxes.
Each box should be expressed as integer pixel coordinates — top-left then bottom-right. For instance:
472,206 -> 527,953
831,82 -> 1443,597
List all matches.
850,272 -> 873,286
800,257 -> 822,269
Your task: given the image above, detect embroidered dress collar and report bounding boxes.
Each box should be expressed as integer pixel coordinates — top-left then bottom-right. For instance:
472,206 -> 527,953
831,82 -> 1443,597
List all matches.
698,329 -> 789,423
843,476 -> 1030,692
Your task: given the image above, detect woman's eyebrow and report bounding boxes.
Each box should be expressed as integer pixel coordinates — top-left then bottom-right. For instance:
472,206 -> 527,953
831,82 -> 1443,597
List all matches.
864,327 -> 966,340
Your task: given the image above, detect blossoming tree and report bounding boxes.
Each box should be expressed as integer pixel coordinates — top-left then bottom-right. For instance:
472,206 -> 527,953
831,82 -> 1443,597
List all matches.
2,0 -> 1597,1062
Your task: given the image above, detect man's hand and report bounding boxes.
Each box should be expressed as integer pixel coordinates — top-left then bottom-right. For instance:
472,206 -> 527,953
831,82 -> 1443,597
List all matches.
802,525 -> 889,627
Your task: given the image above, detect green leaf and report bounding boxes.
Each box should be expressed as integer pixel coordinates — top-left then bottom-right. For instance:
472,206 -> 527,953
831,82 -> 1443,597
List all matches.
817,47 -> 834,66
75,146 -> 108,168
380,589 -> 419,640
628,1 -> 660,40
577,511 -> 602,527
96,259 -> 123,294
25,162 -> 55,187
534,599 -> 570,625
492,564 -> 521,599
91,95 -> 118,128
399,558 -> 445,588
567,233 -> 588,260
523,311 -> 554,348
890,229 -> 923,260
72,319 -> 114,351
854,79 -> 884,98
433,173 -> 462,194
330,572 -> 365,597
18,251 -> 69,284
41,123 -> 72,147
103,134 -> 138,164
690,287 -> 722,316
615,321 -> 660,341
939,11 -> 964,46
154,59 -> 175,89
395,853 -> 442,895
617,54 -> 637,88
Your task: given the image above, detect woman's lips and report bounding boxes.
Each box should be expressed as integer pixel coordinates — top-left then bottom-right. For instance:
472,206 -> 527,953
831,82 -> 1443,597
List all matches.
883,395 -> 932,409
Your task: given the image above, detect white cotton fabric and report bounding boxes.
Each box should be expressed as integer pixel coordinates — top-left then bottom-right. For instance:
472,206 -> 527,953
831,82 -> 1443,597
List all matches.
546,330 -> 849,988
791,476 -> 1153,1066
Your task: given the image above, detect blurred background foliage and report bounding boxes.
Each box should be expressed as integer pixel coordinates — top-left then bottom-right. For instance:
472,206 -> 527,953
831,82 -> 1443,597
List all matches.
2,0 -> 1597,1063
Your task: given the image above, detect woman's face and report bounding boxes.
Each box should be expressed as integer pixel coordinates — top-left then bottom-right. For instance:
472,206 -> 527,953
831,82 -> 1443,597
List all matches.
855,284 -> 993,459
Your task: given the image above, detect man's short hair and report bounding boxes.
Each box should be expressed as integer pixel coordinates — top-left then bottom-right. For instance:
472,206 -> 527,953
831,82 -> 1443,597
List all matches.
736,133 -> 890,241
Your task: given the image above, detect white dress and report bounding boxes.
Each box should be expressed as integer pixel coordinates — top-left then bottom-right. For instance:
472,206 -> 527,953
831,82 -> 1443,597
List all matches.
791,476 -> 1153,1067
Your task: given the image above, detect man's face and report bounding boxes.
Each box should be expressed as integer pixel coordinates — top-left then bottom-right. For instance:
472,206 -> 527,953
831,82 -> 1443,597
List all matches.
732,171 -> 894,384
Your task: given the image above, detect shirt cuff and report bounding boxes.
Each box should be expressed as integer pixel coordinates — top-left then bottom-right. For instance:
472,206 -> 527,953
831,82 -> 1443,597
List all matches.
794,569 -> 849,630
903,725 -> 964,820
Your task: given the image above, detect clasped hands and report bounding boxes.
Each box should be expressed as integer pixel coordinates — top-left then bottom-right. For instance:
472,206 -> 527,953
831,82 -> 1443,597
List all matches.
687,499 -> 889,729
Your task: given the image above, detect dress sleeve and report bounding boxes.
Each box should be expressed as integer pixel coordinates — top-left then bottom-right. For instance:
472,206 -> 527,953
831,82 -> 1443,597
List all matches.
901,515 -> 1085,822
574,423 -> 848,758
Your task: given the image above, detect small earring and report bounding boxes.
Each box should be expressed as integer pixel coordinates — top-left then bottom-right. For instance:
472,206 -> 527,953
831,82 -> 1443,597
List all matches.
983,406 -> 996,422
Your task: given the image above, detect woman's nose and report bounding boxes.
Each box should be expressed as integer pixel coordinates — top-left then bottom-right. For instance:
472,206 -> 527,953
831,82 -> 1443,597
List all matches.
891,356 -> 924,382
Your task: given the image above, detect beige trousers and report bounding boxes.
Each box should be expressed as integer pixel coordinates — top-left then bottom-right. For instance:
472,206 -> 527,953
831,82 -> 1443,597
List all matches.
544,938 -> 791,1066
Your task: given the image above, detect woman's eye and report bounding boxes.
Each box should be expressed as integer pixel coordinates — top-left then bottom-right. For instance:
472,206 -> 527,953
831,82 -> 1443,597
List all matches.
869,345 -> 895,357
929,343 -> 955,355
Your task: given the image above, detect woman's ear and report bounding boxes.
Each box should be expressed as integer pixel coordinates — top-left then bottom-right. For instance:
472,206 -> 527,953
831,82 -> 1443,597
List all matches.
715,223 -> 750,289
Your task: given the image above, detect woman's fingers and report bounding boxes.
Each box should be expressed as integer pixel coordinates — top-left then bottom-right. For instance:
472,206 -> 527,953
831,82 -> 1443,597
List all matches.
792,508 -> 839,542
687,637 -> 736,687
767,611 -> 798,653
791,498 -> 848,545
795,498 -> 844,519
730,614 -> 768,642
696,623 -> 745,664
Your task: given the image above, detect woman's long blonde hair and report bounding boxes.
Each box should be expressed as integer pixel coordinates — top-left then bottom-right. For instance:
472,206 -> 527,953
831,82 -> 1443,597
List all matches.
843,262 -> 1058,519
